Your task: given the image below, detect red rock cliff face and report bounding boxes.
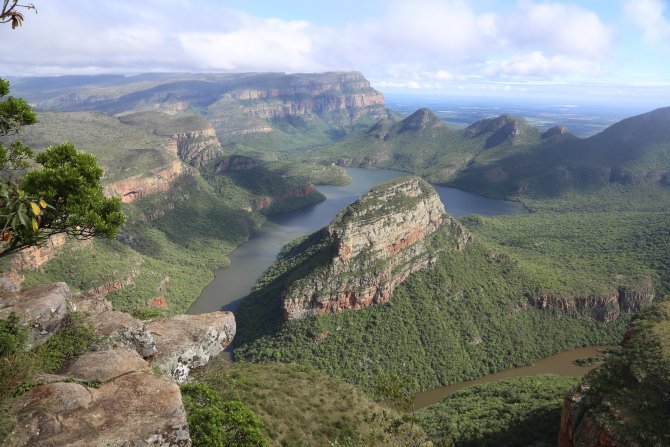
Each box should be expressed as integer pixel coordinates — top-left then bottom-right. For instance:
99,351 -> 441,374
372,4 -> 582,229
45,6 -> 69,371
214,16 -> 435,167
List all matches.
227,72 -> 385,121
528,286 -> 654,322
104,160 -> 185,204
281,177 -> 472,320
558,388 -> 636,447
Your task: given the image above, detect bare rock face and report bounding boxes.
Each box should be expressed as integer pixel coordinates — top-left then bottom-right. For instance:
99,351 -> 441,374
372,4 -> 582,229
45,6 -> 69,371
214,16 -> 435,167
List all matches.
0,282 -> 71,347
528,285 -> 654,322
542,125 -> 570,139
175,127 -> 224,167
146,311 -> 236,383
103,160 -> 185,204
11,348 -> 191,447
88,310 -> 158,358
282,177 -> 471,320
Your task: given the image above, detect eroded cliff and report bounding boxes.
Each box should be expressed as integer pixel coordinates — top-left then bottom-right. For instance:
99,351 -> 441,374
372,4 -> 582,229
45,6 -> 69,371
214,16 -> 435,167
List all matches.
281,177 -> 471,320
558,301 -> 670,447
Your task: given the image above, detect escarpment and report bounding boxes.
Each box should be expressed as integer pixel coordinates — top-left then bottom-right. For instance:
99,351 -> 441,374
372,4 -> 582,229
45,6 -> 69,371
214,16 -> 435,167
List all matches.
558,301 -> 670,447
527,285 -> 654,322
281,177 -> 472,320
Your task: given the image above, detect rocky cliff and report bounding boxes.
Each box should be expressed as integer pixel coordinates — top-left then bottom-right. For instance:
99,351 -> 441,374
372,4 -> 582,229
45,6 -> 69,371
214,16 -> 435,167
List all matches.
103,159 -> 186,203
1,282 -> 236,446
281,177 -> 472,320
527,285 -> 654,322
558,301 -> 670,447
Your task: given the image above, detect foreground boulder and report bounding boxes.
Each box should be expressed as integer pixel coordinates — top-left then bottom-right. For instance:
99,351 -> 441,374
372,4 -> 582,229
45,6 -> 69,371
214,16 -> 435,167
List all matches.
0,282 -> 71,347
147,312 -> 236,383
11,348 -> 191,447
281,176 -> 471,319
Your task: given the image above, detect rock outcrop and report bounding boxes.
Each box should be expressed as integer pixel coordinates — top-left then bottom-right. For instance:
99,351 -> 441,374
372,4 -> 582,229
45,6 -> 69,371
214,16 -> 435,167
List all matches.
104,160 -> 185,203
281,177 -> 471,320
558,301 -> 670,447
5,281 -> 237,446
225,72 -> 385,121
146,312 -> 236,383
0,282 -> 72,347
11,348 -> 191,447
527,286 -> 654,322
175,127 -> 224,167
542,125 -> 570,139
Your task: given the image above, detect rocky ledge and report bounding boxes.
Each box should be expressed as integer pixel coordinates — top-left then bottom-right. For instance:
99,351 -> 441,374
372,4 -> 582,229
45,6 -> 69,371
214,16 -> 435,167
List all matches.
558,301 -> 670,447
2,282 -> 236,446
282,177 -> 471,320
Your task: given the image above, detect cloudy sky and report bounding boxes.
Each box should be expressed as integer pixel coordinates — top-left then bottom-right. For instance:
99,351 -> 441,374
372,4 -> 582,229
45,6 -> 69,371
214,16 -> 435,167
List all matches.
2,0 -> 670,104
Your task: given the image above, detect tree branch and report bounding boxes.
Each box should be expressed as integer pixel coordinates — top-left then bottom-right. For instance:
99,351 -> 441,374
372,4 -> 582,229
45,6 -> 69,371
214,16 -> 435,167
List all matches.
0,1 -> 36,28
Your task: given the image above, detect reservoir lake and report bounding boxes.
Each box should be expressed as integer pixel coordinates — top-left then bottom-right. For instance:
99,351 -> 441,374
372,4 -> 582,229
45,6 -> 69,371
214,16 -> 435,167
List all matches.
188,167 -> 524,314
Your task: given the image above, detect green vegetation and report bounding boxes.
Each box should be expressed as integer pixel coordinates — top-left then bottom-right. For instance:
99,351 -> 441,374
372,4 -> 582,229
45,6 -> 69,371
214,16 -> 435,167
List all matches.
417,375 -> 578,447
313,111 -> 543,185
1,80 -> 124,258
462,211 -> 670,296
571,301 -> 670,445
0,312 -> 98,442
6,111 -> 177,182
191,361 -> 429,447
181,382 -> 269,447
235,227 -> 629,393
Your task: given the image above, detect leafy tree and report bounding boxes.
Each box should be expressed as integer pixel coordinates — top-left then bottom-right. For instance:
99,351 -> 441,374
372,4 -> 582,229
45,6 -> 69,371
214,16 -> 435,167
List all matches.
0,78 -> 125,258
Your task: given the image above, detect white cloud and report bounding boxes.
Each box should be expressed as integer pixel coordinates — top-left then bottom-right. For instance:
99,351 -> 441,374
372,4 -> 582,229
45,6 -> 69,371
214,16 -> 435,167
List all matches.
623,0 -> 670,43
503,1 -> 611,57
0,0 -> 615,86
485,51 -> 605,78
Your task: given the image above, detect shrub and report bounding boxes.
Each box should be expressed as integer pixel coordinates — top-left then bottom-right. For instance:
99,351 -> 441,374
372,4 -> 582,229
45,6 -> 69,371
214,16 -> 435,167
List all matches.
181,382 -> 269,447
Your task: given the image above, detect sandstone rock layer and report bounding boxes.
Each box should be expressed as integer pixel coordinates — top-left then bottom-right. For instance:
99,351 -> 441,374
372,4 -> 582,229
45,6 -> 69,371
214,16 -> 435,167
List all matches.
282,177 -> 471,320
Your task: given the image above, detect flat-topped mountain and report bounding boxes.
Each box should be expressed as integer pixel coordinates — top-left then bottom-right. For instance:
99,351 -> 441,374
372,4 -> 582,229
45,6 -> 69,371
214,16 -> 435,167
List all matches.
10,72 -> 389,156
281,177 -> 470,319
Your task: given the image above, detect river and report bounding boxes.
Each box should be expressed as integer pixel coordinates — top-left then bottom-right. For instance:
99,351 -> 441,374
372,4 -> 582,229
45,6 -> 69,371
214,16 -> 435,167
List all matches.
187,167 -> 525,314
414,345 -> 611,409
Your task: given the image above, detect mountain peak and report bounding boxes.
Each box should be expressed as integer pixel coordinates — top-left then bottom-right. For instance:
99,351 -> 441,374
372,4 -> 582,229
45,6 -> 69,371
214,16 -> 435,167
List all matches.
541,125 -> 571,139
397,108 -> 446,133
281,177 -> 471,320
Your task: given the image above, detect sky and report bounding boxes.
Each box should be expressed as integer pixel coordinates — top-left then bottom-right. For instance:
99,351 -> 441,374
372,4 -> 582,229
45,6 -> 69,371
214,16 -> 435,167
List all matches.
2,0 -> 670,105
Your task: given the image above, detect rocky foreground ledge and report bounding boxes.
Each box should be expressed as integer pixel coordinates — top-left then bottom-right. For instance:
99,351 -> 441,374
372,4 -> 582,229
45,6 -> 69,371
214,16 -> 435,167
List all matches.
0,281 -> 236,447
282,176 -> 472,320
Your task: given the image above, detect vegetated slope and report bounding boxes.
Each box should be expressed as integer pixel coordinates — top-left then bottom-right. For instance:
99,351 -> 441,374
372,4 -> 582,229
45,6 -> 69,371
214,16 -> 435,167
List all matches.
315,108 -> 543,184
10,71 -> 391,156
193,361 -> 427,447
316,106 -> 670,211
7,110 -> 337,315
233,181 -> 646,393
453,106 -> 670,207
418,375 -> 578,447
559,301 -> 670,447
5,111 -> 177,182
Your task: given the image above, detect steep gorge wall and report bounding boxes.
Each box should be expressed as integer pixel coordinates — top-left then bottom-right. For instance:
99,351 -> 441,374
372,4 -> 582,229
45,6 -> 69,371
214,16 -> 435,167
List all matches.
282,177 -> 472,320
527,286 -> 654,322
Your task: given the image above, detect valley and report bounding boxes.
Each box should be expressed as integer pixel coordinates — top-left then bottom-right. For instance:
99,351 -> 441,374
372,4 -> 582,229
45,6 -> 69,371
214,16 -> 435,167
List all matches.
1,70 -> 669,447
